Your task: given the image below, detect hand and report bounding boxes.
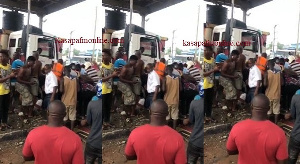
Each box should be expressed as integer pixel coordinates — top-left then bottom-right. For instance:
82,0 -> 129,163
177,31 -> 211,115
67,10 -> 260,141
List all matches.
30,81 -> 37,85
233,75 -> 239,79
285,113 -> 291,120
214,66 -> 220,72
50,97 -> 54,102
112,71 -> 119,77
9,72 -> 16,78
183,119 -> 189,125
152,96 -> 157,102
132,80 -> 138,84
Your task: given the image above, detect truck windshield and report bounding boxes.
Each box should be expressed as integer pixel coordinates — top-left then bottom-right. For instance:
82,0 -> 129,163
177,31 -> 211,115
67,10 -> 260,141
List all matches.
38,38 -> 54,57
242,32 -> 258,52
140,37 -> 156,57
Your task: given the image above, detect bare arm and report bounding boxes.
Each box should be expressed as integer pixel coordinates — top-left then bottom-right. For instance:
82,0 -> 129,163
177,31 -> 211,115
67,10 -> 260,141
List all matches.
162,77 -> 166,92
50,86 -> 57,102
263,71 -> 268,87
227,149 -> 239,155
152,86 -> 159,101
59,78 -> 64,93
23,156 -> 35,161
277,159 -> 288,164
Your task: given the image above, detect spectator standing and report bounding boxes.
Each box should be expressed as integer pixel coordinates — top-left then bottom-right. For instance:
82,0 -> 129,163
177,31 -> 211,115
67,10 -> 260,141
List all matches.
60,66 -> 79,130
100,49 -> 118,128
247,58 -> 262,103
43,64 -> 58,110
264,60 -> 282,124
0,50 -> 15,131
145,63 -> 160,109
162,65 -> 181,129
226,94 -> 288,164
84,81 -> 103,164
22,101 -> 84,164
125,100 -> 187,164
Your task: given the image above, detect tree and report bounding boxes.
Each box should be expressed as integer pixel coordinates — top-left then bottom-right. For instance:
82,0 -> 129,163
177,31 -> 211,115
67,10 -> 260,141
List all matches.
175,48 -> 182,55
63,48 -> 69,56
73,49 -> 80,56
277,42 -> 284,50
166,47 -> 171,54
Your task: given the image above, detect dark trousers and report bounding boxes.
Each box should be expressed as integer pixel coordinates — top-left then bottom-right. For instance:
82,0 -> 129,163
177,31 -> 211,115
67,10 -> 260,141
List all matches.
78,90 -> 95,117
204,88 -> 213,118
283,85 -> 299,110
247,87 -> 260,103
187,142 -> 204,164
43,93 -> 57,110
0,94 -> 10,124
182,90 -> 198,116
102,93 -> 112,123
288,136 -> 300,164
85,143 -> 102,164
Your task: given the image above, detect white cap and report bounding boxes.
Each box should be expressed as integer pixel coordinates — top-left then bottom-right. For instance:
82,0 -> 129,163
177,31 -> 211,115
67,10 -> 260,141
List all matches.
84,62 -> 92,69
138,98 -> 145,106
36,99 -> 43,106
288,56 -> 296,64
186,61 -> 194,69
240,93 -> 246,101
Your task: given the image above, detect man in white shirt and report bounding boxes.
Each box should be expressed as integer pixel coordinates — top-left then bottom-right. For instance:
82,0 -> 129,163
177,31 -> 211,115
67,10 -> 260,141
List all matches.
145,63 -> 160,109
247,58 -> 262,103
43,64 -> 58,110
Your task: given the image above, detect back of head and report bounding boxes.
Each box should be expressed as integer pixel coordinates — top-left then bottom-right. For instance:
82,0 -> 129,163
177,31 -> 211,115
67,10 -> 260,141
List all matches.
217,46 -> 224,54
160,58 -> 166,64
166,65 -> 173,74
262,53 -> 267,58
251,94 -> 270,114
150,99 -> 168,118
231,50 -> 240,56
58,59 -> 63,64
237,46 -> 243,54
27,56 -> 36,62
129,55 -> 138,61
48,100 -> 66,123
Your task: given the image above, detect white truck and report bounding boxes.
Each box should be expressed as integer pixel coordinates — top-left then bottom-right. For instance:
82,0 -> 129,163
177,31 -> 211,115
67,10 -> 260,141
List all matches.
0,25 -> 63,66
103,24 -> 168,64
204,19 -> 269,61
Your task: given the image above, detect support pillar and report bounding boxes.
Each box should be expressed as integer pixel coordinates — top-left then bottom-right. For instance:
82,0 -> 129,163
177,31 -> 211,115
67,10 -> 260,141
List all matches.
39,15 -> 43,29
141,14 -> 145,29
242,9 -> 247,23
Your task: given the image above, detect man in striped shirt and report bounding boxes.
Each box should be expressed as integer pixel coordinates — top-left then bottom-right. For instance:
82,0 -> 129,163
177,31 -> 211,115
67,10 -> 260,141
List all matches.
290,56 -> 300,79
85,62 -> 99,84
187,61 -> 201,83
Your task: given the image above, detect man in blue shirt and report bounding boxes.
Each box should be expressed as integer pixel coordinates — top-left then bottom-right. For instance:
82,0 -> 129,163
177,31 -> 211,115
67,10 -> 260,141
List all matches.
11,52 -> 24,112
214,47 -> 228,105
112,51 -> 126,112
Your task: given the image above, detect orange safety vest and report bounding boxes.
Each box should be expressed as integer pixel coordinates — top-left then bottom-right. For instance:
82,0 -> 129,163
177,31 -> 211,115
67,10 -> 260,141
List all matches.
256,56 -> 267,74
52,63 -> 64,80
154,62 -> 166,79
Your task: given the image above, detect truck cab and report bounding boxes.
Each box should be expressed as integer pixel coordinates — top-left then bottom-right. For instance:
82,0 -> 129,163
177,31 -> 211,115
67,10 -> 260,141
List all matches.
105,25 -> 167,65
7,25 -> 63,67
205,19 -> 269,61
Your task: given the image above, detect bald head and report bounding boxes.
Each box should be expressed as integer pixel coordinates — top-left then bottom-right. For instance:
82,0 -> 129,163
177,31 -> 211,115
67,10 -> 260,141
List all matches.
150,99 -> 168,117
251,94 -> 270,113
48,101 -> 66,114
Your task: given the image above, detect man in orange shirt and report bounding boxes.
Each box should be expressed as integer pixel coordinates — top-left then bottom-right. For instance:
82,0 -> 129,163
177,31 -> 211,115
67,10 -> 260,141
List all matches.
154,58 -> 166,80
52,59 -> 64,81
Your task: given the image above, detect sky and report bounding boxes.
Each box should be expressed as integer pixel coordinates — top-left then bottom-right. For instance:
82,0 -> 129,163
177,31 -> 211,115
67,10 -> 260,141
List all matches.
0,0 -> 298,52
0,0 -> 101,51
102,0 -> 299,51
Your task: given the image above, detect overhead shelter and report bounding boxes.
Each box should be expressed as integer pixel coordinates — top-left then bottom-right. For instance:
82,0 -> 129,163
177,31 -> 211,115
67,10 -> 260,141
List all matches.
0,0 -> 86,29
204,0 -> 272,23
102,0 -> 186,28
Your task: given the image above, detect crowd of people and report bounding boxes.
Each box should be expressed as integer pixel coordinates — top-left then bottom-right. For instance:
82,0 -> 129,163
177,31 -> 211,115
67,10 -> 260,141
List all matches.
0,47 -> 104,163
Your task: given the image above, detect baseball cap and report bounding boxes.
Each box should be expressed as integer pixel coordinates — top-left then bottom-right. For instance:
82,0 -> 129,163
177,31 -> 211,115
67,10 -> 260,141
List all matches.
288,55 -> 296,64
84,62 -> 92,69
186,61 -> 194,69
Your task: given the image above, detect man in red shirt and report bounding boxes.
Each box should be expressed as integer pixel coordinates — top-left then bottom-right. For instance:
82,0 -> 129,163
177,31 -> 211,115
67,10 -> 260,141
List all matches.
22,101 -> 84,164
226,94 -> 288,164
125,99 -> 186,164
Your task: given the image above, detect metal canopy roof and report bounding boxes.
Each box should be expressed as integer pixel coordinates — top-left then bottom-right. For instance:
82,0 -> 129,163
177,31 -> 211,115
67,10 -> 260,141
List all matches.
0,0 -> 86,16
204,0 -> 272,10
102,0 -> 186,15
